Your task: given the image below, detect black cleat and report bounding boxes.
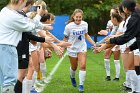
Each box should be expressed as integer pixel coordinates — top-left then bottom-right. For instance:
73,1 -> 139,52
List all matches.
105,76 -> 111,81
132,91 -> 138,93
123,86 -> 132,92
113,78 -> 119,81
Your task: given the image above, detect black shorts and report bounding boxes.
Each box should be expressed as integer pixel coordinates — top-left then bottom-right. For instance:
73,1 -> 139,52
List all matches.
18,59 -> 29,69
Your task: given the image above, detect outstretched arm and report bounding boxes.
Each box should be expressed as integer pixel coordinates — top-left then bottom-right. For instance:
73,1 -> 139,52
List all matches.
85,33 -> 96,47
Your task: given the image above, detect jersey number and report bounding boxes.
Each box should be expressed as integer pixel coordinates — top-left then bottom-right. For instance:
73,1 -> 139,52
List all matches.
78,35 -> 82,41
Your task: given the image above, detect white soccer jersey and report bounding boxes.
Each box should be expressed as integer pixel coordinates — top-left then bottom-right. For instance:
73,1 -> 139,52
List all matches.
106,20 -> 113,31
117,21 -> 125,33
64,21 -> 88,53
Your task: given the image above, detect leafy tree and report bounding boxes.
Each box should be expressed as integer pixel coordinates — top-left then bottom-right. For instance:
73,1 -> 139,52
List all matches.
0,0 -> 9,10
45,0 -> 121,35
0,0 -> 125,35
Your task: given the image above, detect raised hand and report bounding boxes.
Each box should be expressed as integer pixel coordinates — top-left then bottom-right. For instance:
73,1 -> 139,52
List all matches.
43,25 -> 53,31
45,48 -> 52,58
45,36 -> 54,43
98,30 -> 108,35
57,41 -> 72,48
53,44 -> 63,57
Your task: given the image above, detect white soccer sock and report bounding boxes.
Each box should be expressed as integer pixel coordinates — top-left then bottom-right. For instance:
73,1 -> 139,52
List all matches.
125,71 -> 131,88
104,59 -> 110,76
79,70 -> 86,85
135,75 -> 140,92
129,70 -> 137,92
70,67 -> 76,78
32,71 -> 37,86
40,62 -> 47,78
114,60 -> 120,78
22,77 -> 33,93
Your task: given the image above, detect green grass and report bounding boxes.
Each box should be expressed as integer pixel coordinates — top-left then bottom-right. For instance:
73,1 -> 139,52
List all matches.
43,49 -> 125,93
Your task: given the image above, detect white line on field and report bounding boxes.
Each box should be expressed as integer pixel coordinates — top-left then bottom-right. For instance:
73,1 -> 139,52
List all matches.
35,52 -> 68,92
46,52 -> 68,83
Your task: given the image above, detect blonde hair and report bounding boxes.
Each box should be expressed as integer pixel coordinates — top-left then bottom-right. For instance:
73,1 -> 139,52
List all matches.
34,0 -> 47,10
28,12 -> 37,19
50,13 -> 55,21
10,0 -> 20,4
67,9 -> 83,24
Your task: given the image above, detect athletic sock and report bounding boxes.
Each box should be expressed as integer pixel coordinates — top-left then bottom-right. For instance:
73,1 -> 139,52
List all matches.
32,71 -> 37,86
104,59 -> 110,76
135,66 -> 140,92
136,75 -> 140,92
114,60 -> 120,78
14,80 -> 22,93
70,67 -> 76,78
22,77 -> 33,93
125,71 -> 131,88
129,70 -> 137,92
40,62 -> 47,78
79,70 -> 86,85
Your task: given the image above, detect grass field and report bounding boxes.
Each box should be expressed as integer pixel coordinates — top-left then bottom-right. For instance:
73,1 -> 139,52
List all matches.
42,49 -> 126,93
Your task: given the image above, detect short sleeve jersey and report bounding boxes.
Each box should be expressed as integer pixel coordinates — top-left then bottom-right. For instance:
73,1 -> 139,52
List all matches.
64,21 -> 88,52
117,21 -> 125,33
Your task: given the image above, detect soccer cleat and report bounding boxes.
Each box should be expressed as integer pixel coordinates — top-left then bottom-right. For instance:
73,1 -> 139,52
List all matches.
105,76 -> 111,81
132,91 -> 137,93
70,76 -> 77,87
79,85 -> 84,92
42,77 -> 49,84
30,88 -> 38,93
123,86 -> 132,92
122,82 -> 126,87
113,78 -> 119,81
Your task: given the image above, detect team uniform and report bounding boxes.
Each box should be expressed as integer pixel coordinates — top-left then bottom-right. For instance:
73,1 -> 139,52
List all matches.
64,21 -> 88,57
118,16 -> 135,54
110,9 -> 140,92
64,20 -> 89,92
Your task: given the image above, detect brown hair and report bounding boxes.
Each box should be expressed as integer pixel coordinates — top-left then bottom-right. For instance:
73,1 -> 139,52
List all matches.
40,13 -> 55,22
111,12 -> 123,23
67,9 -> 83,24
25,0 -> 35,7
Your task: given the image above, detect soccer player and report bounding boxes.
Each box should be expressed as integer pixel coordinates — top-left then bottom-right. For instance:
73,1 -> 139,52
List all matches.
63,9 -> 96,92
97,8 -> 121,81
106,0 -> 140,92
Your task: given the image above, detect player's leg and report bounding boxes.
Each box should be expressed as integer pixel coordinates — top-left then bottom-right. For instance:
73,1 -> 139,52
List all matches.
113,50 -> 121,81
104,48 -> 112,81
127,52 -> 136,92
22,56 -> 34,93
121,53 -> 132,91
78,52 -> 86,92
68,52 -> 78,87
133,49 -> 140,93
